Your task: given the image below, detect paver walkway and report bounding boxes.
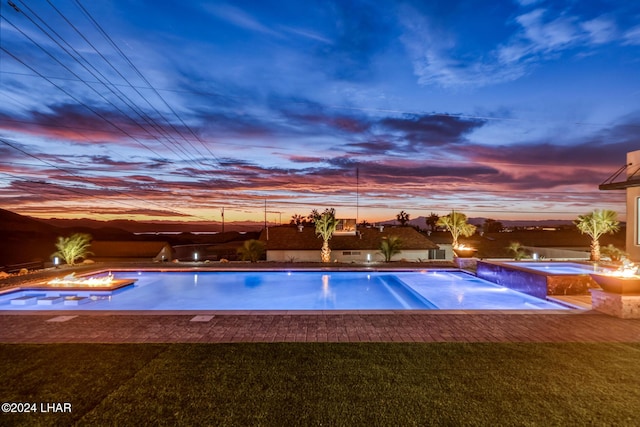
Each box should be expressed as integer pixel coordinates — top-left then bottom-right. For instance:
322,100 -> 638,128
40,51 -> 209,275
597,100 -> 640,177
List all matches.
2,311 -> 639,343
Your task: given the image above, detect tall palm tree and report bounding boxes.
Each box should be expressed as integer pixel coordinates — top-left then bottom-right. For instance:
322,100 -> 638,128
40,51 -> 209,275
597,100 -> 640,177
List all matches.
307,210 -> 318,224
379,236 -> 402,262
51,233 -> 93,266
436,211 -> 476,249
574,209 -> 620,261
315,210 -> 338,263
359,219 -> 371,227
426,212 -> 439,232
396,210 -> 410,226
290,214 -> 305,225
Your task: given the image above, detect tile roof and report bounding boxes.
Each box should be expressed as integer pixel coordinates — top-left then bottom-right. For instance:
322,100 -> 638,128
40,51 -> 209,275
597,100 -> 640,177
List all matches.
259,225 -> 438,251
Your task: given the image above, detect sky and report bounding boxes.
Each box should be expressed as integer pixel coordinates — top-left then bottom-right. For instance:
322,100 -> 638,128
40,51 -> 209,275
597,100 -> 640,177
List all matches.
0,0 -> 638,226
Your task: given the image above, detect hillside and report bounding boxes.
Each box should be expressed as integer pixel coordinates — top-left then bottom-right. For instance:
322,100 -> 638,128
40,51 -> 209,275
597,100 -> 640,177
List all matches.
0,208 -> 59,234
0,209 -> 260,266
42,217 -> 264,233
0,208 -> 60,266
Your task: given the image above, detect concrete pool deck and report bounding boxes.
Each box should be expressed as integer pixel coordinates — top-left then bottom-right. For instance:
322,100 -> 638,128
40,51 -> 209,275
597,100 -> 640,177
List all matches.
1,311 -> 640,343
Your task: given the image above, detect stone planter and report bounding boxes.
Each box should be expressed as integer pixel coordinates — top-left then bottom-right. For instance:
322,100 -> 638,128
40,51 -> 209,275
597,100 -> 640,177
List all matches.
589,274 -> 640,294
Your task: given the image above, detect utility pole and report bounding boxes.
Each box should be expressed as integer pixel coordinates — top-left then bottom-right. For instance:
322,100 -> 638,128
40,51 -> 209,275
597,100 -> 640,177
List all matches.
356,166 -> 359,226
221,207 -> 224,233
264,200 -> 268,241
264,200 -> 267,229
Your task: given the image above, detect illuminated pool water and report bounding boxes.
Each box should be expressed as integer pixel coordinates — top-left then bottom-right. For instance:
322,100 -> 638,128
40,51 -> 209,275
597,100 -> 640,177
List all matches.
476,261 -> 606,298
0,271 -> 569,311
507,262 -> 600,275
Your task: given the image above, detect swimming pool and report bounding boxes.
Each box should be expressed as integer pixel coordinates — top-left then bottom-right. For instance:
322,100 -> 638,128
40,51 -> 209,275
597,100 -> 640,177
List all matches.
476,261 -> 604,298
0,270 -> 568,311
506,262 -> 600,275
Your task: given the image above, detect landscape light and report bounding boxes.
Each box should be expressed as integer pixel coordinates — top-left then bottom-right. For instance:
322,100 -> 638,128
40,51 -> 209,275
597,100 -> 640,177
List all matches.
194,252 -> 199,261
53,257 -> 59,267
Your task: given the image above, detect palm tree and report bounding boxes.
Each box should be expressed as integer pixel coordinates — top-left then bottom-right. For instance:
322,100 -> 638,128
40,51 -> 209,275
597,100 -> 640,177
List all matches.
315,209 -> 338,263
290,214 -> 305,225
307,209 -> 318,223
507,241 -> 527,260
51,233 -> 93,266
436,211 -> 476,249
236,239 -> 265,263
574,209 -> 620,261
379,236 -> 402,262
396,210 -> 410,226
425,212 -> 439,232
359,219 -> 371,227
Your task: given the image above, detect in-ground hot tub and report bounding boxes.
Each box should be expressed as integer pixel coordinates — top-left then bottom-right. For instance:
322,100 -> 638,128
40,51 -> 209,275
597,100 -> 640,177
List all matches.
476,261 -> 603,299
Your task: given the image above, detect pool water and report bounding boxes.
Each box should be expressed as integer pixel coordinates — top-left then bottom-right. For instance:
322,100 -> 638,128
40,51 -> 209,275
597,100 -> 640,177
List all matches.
0,270 -> 568,311
508,262 -> 600,275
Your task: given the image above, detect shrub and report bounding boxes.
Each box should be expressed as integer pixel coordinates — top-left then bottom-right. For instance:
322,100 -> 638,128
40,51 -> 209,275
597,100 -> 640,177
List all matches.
237,239 -> 265,263
51,233 -> 93,266
600,244 -> 627,263
380,236 -> 402,262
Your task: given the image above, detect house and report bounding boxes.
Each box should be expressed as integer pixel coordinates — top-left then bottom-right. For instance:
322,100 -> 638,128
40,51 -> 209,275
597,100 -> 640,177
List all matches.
599,149 -> 640,261
259,225 -> 441,262
89,241 -> 174,261
422,231 -> 457,260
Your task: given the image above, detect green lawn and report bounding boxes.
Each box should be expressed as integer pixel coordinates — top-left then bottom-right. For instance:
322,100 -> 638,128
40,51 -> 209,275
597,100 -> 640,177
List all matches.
2,343 -> 639,426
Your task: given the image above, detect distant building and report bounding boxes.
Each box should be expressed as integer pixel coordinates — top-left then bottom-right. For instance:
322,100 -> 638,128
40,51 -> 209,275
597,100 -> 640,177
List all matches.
90,241 -> 173,261
259,225 -> 441,262
599,149 -> 640,261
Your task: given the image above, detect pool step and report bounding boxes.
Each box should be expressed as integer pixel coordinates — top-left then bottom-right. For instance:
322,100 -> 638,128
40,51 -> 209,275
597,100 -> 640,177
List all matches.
10,295 -> 43,305
63,296 -> 91,306
38,296 -> 64,305
379,275 -> 438,309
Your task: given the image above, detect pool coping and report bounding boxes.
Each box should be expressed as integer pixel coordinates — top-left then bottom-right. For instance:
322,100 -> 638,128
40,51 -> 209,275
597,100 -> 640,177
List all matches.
0,308 -> 578,316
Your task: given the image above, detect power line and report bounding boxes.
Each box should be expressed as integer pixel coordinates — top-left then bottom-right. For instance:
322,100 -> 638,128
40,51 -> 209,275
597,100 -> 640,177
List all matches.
40,0 -> 214,169
72,0 -> 222,164
0,137 -> 214,221
3,5 -> 209,172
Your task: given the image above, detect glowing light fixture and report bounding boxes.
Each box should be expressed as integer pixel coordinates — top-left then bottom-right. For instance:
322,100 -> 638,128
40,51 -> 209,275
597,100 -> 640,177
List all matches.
607,261 -> 640,278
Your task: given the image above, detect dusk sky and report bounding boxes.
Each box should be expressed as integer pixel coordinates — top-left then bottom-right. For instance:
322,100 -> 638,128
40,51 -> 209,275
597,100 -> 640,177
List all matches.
1,0 -> 638,225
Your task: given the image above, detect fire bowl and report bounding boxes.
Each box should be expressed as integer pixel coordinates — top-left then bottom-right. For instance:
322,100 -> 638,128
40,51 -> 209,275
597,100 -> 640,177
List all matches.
589,274 -> 640,294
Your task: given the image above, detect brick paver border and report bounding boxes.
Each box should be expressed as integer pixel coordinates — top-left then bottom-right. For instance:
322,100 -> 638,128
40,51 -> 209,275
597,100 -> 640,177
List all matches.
2,311 -> 640,343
